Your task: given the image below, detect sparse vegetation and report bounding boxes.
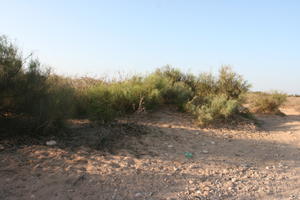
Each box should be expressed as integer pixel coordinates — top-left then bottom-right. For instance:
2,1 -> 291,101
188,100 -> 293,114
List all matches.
247,91 -> 287,114
1,35 -> 278,137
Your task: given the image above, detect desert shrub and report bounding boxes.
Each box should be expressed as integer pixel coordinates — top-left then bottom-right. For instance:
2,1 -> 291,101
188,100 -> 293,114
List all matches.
45,75 -> 76,120
85,76 -> 156,122
68,77 -> 103,117
161,81 -> 193,110
137,74 -> 166,108
195,73 -> 218,97
0,35 -> 256,132
85,84 -> 118,122
289,94 -> 300,97
84,74 -> 165,121
0,36 -> 48,119
193,66 -> 250,101
186,95 -> 242,126
155,66 -> 198,91
83,70 -> 196,122
0,36 -> 74,135
248,91 -> 287,114
184,66 -> 251,126
216,66 -> 251,99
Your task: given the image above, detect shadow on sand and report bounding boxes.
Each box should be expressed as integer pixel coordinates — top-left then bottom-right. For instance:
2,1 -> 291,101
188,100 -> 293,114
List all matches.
1,110 -> 300,199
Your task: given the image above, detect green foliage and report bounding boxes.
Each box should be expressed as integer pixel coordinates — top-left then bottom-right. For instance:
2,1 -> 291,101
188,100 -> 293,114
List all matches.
185,95 -> 242,126
184,66 -> 251,126
0,35 -> 256,135
155,65 -> 198,91
248,91 -> 287,114
46,75 -> 76,121
161,81 -> 193,110
84,72 -> 193,121
0,36 -> 74,135
195,73 -> 217,97
194,66 -> 250,101
217,66 -> 251,99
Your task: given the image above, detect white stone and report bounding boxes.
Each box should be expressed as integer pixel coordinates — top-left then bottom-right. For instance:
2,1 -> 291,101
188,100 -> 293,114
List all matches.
135,192 -> 142,197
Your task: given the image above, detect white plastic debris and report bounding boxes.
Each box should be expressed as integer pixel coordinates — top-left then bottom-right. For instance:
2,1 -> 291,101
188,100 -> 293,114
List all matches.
202,150 -> 209,154
46,140 -> 57,146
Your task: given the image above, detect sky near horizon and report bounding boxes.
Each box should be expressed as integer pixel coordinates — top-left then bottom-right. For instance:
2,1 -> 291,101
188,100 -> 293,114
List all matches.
0,0 -> 299,94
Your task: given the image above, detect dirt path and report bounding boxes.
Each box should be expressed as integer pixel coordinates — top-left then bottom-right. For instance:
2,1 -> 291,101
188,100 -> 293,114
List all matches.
1,103 -> 300,199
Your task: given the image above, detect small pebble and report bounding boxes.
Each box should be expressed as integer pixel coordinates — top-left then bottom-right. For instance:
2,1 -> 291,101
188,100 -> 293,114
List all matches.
135,192 -> 142,197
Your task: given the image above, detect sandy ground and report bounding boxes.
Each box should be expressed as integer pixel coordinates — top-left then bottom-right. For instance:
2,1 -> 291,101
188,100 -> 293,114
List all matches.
1,98 -> 300,200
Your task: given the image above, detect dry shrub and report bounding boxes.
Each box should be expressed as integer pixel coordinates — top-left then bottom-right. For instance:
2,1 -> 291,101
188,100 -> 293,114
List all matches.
248,92 -> 287,114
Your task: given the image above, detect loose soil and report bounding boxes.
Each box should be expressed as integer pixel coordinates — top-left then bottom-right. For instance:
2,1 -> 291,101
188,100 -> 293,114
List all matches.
1,98 -> 300,200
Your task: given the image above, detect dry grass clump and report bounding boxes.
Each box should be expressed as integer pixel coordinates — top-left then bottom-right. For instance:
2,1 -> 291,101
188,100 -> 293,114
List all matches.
283,97 -> 300,112
247,92 -> 287,114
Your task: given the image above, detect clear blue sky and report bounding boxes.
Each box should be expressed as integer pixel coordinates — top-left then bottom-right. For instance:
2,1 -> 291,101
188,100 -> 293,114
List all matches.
1,0 -> 299,94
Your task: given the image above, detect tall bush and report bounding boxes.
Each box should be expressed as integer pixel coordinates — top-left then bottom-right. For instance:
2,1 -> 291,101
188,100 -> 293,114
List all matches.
186,95 -> 240,126
217,66 -> 251,99
185,66 -> 251,126
0,36 -> 74,135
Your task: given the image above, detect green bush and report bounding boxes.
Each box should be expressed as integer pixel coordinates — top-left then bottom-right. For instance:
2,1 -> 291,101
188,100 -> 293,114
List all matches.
195,73 -> 218,97
46,75 -> 76,120
84,75 -> 162,122
161,81 -> 193,110
0,35 -> 256,134
75,66 -> 252,125
86,85 -> 118,122
193,66 -> 250,101
186,95 -> 241,126
248,91 -> 287,114
68,77 -> 102,117
155,66 -> 198,91
217,66 -> 251,99
0,36 -> 74,135
83,70 -> 196,122
183,66 -> 251,126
